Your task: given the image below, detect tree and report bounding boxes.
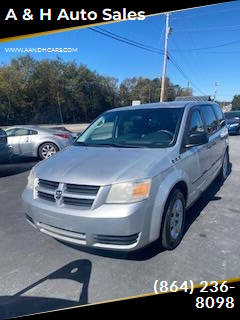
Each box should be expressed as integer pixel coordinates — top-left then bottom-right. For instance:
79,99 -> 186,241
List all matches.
0,59 -> 32,125
232,95 -> 240,110
0,56 -> 196,126
119,76 -> 191,106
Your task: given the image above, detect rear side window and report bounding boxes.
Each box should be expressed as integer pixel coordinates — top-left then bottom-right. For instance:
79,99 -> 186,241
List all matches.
29,130 -> 38,135
201,106 -> 218,135
212,104 -> 225,128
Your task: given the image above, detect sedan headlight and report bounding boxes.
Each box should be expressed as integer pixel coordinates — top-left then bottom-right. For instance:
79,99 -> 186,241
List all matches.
27,168 -> 36,190
106,179 -> 151,204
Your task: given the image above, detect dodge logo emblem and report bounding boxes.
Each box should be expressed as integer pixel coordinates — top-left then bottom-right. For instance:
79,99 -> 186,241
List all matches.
54,189 -> 62,200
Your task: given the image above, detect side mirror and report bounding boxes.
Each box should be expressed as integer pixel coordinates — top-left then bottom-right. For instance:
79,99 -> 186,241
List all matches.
185,131 -> 208,148
220,119 -> 226,127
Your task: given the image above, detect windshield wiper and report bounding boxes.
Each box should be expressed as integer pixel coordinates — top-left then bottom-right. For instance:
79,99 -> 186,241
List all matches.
74,142 -> 120,148
74,142 -> 146,148
112,143 -> 146,148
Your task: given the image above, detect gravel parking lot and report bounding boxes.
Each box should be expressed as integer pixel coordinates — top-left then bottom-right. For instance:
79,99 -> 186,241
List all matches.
0,136 -> 239,318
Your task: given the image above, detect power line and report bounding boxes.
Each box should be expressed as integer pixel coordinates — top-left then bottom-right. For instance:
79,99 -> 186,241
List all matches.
91,25 -> 240,55
174,25 -> 240,33
178,50 -> 240,54
168,53 -> 208,96
88,27 -> 164,55
94,26 -> 164,53
170,36 -> 196,77
172,6 -> 240,20
88,26 -> 207,96
171,19 -> 208,92
169,38 -> 240,52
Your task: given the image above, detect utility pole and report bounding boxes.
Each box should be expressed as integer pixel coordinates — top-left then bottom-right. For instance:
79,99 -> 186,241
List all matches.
160,12 -> 170,102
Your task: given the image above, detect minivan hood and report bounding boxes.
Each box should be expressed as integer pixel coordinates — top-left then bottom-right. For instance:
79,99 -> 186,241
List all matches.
34,145 -> 174,186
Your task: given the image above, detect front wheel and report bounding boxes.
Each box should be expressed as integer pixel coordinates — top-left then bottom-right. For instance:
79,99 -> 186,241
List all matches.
161,189 -> 186,250
38,142 -> 59,160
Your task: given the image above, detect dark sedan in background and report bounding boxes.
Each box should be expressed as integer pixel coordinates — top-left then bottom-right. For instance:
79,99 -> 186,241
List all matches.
224,111 -> 240,135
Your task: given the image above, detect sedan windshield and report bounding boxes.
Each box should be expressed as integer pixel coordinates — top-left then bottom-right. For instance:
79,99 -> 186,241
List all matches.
75,107 -> 184,148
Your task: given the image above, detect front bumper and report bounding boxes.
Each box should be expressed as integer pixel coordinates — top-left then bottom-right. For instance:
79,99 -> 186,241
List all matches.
22,188 -> 152,252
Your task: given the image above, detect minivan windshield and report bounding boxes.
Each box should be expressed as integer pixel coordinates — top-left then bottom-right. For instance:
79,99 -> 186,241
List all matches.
75,107 -> 184,148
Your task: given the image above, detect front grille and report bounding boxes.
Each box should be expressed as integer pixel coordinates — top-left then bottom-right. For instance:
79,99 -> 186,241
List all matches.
38,191 -> 55,202
38,179 -> 59,190
36,179 -> 100,209
93,233 -> 140,246
66,184 -> 99,195
63,197 -> 93,208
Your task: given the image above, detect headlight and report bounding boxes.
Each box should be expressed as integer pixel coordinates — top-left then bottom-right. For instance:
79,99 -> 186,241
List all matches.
106,179 -> 151,204
230,123 -> 239,127
27,168 -> 36,190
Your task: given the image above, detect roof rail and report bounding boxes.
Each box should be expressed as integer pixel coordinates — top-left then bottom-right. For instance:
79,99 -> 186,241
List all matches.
175,96 -> 213,102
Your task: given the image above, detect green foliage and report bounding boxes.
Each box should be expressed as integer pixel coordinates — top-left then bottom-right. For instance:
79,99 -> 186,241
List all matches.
119,77 -> 193,105
0,56 -> 193,125
232,95 -> 240,110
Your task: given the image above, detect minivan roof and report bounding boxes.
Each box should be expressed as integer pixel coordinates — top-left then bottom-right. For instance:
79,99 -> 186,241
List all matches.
107,101 -> 216,113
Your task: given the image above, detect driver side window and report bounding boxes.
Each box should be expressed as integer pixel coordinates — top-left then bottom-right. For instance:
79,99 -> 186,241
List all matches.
188,110 -> 205,134
6,128 -> 17,137
14,128 -> 29,136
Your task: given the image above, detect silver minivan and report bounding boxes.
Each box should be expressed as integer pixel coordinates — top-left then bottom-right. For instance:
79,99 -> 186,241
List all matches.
22,101 -> 229,251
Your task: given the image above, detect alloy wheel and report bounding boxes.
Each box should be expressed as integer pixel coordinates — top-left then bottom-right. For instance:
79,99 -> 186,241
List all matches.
169,198 -> 184,240
40,144 -> 57,159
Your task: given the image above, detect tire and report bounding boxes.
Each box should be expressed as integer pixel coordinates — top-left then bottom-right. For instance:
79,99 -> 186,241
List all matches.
161,189 -> 186,250
38,142 -> 59,160
217,149 -> 229,183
